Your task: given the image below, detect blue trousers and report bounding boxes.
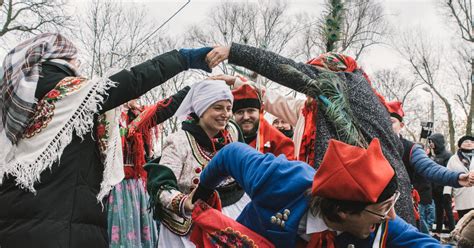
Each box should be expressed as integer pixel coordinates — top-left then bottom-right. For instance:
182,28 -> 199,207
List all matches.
419,200 -> 435,234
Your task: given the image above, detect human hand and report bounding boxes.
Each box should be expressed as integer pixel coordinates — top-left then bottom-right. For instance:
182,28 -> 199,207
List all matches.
207,74 -> 237,86
205,46 -> 230,68
459,172 -> 474,187
183,187 -> 197,213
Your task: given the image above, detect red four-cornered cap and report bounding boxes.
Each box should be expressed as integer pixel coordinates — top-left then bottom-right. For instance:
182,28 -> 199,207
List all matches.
312,138 -> 394,203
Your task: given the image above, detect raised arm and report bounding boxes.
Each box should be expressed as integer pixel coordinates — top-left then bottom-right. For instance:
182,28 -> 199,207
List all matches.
152,86 -> 190,123
128,86 -> 191,135
196,142 -> 314,202
410,146 -> 463,187
101,48 -> 210,113
207,44 -> 322,94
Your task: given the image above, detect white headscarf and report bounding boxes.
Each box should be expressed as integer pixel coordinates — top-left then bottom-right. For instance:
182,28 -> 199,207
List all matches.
174,80 -> 233,120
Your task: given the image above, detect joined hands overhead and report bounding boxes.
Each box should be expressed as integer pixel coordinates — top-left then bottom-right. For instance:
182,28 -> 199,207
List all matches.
205,46 -> 230,68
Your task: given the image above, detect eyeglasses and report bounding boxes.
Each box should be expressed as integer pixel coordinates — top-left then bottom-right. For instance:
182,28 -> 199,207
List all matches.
363,191 -> 400,221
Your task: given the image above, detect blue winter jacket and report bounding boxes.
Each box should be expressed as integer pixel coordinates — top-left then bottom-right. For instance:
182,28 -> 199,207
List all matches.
410,144 -> 461,187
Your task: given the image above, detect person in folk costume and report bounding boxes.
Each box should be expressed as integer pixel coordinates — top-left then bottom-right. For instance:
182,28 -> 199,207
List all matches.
204,44 -> 415,224
144,80 -> 252,248
444,136 -> 474,220
385,101 -> 474,233
0,32 -> 213,248
191,139 -> 448,248
272,116 -> 295,139
230,83 -> 295,159
106,86 -> 190,247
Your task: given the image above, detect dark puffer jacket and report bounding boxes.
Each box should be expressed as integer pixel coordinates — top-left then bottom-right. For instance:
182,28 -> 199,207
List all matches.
0,51 -> 190,248
228,43 -> 414,224
428,133 -> 453,196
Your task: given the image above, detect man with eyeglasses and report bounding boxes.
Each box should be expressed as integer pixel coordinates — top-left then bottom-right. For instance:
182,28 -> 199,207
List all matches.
191,138 -> 448,247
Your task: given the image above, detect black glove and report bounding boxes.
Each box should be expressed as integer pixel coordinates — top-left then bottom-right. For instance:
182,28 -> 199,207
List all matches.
179,47 -> 212,72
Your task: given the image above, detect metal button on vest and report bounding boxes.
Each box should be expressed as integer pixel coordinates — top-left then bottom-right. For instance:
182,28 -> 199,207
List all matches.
276,212 -> 282,219
270,216 -> 277,224
276,218 -> 282,225
283,213 -> 288,221
283,209 -> 290,215
280,220 -> 285,228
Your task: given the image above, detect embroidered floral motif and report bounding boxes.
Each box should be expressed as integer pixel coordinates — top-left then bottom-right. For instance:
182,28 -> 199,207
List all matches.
96,114 -> 110,159
23,77 -> 87,138
111,225 -> 120,243
171,193 -> 186,215
207,227 -> 258,248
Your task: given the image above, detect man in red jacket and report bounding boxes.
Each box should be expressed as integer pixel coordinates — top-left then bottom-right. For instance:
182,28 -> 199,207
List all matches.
232,84 -> 295,160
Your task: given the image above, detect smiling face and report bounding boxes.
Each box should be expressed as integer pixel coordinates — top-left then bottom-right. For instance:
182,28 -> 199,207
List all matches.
272,118 -> 292,131
338,192 -> 399,239
198,100 -> 232,137
234,107 -> 260,136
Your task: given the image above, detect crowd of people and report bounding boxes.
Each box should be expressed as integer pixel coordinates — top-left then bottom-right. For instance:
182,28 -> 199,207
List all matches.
1,33 -> 474,248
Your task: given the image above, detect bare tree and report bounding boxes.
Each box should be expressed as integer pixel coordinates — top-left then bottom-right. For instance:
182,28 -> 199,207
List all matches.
305,0 -> 389,59
371,67 -> 428,141
340,0 -> 390,59
0,0 -> 71,37
291,13 -> 324,61
186,0 -> 300,87
73,0 -> 194,150
371,68 -> 421,105
396,30 -> 457,152
74,0 -> 157,78
441,0 -> 473,135
443,0 -> 473,42
450,43 -> 472,128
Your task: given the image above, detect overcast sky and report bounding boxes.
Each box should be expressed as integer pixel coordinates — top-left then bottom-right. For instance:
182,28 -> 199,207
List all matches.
84,0 -> 452,73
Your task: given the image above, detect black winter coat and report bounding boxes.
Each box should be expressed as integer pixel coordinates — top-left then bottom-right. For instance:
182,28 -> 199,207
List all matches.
428,133 -> 452,197
0,51 -> 188,248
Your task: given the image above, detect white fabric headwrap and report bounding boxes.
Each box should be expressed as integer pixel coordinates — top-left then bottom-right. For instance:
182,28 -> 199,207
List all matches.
174,80 -> 233,120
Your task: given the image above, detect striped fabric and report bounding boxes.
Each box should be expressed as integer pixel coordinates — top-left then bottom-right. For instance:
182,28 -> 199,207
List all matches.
0,33 -> 77,143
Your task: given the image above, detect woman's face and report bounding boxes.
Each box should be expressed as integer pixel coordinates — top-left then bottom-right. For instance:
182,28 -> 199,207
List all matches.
460,139 -> 474,150
199,100 -> 232,134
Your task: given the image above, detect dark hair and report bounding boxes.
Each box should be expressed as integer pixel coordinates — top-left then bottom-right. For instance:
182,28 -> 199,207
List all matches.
309,176 -> 398,222
390,113 -> 403,122
308,193 -> 369,222
458,135 -> 474,148
458,239 -> 474,248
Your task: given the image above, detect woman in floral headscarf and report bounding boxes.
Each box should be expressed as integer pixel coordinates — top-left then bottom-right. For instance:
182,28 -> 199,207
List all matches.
0,32 -> 212,248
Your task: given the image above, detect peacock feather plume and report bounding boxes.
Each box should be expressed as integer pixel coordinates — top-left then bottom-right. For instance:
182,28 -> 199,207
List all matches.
279,64 -> 368,148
